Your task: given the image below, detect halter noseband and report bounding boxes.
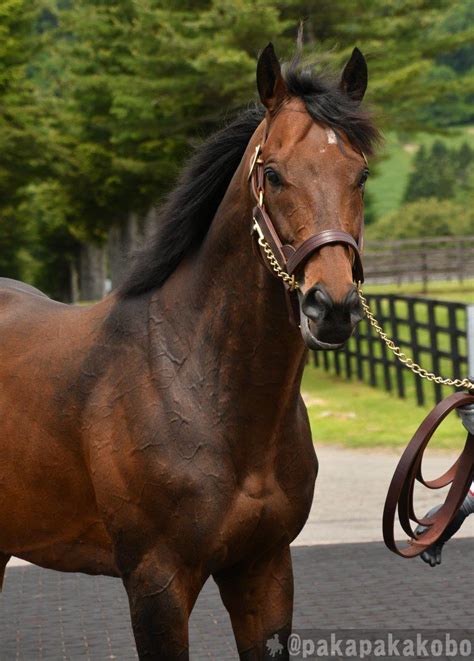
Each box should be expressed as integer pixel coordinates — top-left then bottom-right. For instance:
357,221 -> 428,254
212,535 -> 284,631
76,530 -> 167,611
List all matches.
249,129 -> 365,325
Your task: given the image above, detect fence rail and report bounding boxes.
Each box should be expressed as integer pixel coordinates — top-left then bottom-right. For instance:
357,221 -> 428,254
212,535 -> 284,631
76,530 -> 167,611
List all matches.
313,293 -> 473,406
363,236 -> 474,288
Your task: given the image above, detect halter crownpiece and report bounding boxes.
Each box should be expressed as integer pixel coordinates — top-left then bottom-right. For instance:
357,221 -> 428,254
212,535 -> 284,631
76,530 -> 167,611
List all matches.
249,129 -> 365,324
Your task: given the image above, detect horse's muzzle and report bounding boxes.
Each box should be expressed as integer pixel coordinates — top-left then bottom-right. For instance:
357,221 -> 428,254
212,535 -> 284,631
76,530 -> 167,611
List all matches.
299,284 -> 364,351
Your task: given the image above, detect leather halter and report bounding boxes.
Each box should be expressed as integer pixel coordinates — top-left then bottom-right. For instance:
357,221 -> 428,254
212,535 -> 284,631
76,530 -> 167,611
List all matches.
248,130 -> 365,325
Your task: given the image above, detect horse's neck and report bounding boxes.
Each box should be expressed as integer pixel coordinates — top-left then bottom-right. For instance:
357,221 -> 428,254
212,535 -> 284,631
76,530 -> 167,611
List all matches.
151,156 -> 307,416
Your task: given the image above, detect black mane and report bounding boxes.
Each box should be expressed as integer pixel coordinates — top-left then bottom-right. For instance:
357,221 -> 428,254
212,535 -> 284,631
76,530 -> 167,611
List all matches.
284,57 -> 380,158
119,61 -> 380,298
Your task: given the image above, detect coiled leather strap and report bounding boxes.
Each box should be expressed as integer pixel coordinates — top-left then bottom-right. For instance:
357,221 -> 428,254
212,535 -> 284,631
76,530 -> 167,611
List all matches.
383,391 -> 474,558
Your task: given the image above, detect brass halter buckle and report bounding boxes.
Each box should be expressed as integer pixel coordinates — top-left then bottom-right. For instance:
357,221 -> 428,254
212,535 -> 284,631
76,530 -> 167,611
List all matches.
252,217 -> 265,242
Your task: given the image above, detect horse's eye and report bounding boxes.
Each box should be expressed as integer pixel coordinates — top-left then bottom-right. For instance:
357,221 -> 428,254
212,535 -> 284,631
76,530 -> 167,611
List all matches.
264,167 -> 281,186
358,169 -> 369,190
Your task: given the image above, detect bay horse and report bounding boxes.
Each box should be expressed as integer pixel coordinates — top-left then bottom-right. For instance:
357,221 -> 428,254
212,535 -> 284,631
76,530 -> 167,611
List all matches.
0,42 -> 379,659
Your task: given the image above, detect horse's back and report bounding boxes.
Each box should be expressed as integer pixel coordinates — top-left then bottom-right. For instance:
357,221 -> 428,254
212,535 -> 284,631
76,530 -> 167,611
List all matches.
0,277 -> 79,401
0,277 -> 89,388
0,277 -> 51,299
0,277 -> 70,323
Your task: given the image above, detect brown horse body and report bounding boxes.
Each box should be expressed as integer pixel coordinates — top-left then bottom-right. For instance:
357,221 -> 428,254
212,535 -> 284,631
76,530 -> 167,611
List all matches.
0,44 -> 378,658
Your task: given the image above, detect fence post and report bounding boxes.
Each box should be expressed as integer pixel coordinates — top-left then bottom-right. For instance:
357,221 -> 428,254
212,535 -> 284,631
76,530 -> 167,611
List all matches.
467,305 -> 474,380
458,239 -> 464,285
421,249 -> 428,294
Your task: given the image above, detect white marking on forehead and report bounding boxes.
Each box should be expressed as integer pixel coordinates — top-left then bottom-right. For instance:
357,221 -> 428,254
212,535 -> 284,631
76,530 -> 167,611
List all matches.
326,128 -> 337,144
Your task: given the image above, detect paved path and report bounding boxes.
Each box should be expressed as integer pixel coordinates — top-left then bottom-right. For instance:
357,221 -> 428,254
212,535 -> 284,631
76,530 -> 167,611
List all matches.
1,539 -> 472,660
295,446 -> 474,546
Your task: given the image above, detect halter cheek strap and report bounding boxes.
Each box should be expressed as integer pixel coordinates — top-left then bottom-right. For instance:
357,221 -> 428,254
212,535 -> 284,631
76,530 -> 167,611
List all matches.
249,135 -> 365,325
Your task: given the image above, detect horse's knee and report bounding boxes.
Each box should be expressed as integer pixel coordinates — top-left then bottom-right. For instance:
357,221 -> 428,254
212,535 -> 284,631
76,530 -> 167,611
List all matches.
214,546 -> 293,660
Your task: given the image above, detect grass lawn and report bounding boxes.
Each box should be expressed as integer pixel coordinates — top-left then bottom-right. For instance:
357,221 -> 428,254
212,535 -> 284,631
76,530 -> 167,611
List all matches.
302,365 -> 469,451
362,279 -> 473,304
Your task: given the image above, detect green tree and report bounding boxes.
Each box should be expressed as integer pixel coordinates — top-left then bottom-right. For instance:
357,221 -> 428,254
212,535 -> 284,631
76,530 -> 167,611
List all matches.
454,141 -> 473,190
368,197 -> 474,240
35,0 -> 290,288
403,139 -> 473,206
17,180 -> 80,301
0,0 -> 42,278
279,0 -> 474,131
404,140 -> 457,202
2,0 -> 473,296
404,145 -> 429,202
438,0 -> 474,75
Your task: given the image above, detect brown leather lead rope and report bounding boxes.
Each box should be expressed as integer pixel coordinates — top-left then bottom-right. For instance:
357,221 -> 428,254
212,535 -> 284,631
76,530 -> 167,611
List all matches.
383,391 -> 474,558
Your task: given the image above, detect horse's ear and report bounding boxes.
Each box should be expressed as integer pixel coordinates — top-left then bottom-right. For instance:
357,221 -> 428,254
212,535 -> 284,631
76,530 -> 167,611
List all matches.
257,43 -> 287,112
340,47 -> 367,103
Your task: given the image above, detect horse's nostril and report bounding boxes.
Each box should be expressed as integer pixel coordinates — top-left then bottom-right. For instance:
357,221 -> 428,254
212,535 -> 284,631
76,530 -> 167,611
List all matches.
302,284 -> 364,327
345,287 -> 364,324
302,285 -> 332,323
314,289 -> 328,310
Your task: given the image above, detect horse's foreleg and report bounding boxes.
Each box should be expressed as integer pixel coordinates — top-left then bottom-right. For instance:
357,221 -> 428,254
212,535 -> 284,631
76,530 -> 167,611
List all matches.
214,545 -> 293,660
0,553 -> 10,592
121,552 -> 204,660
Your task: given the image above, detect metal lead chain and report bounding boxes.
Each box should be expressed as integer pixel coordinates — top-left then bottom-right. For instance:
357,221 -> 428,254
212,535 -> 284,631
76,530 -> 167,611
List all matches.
253,219 -> 298,290
258,237 -> 299,290
357,284 -> 474,391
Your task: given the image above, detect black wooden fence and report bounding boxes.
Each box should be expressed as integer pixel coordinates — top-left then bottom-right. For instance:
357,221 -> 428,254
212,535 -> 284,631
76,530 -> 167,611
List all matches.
313,293 -> 473,406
